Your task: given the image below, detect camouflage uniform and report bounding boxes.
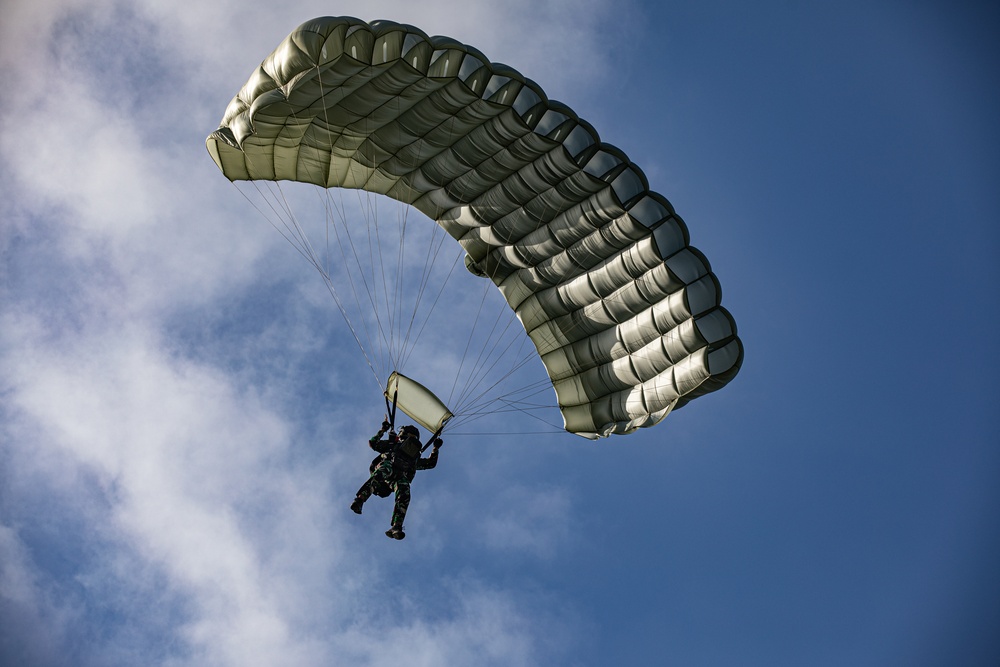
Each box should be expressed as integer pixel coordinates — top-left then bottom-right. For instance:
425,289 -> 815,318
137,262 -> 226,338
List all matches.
353,426 -> 439,530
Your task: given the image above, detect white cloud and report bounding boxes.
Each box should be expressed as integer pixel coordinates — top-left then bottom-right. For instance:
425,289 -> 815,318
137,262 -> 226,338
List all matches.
1,308 -> 576,663
2,315 -> 322,658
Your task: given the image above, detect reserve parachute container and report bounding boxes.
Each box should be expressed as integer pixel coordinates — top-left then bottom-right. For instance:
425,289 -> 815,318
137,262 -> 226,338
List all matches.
385,371 -> 453,437
207,16 -> 743,438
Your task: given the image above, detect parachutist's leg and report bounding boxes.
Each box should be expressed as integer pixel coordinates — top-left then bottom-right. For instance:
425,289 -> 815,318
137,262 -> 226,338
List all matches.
352,461 -> 393,514
352,468 -> 380,513
351,480 -> 371,514
386,480 -> 408,539
389,480 -> 411,529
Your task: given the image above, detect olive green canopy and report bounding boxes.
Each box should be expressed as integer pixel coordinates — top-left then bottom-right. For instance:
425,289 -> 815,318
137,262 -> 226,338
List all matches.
207,16 -> 742,438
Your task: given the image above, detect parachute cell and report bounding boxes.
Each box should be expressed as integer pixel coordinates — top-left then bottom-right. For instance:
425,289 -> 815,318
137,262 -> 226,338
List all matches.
207,16 -> 743,438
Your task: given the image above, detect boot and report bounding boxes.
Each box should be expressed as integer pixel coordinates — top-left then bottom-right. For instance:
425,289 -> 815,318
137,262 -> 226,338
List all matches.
350,498 -> 364,515
385,525 -> 405,540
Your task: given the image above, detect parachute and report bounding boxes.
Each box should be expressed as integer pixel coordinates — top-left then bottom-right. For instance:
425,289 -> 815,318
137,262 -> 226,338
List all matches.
207,16 -> 743,438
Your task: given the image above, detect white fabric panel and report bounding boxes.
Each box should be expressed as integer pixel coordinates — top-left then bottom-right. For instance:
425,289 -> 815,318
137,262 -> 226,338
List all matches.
384,372 -> 454,434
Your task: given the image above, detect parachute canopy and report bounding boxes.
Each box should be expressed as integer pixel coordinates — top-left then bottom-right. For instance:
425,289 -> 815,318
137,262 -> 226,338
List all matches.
207,16 -> 743,438
385,371 -> 454,435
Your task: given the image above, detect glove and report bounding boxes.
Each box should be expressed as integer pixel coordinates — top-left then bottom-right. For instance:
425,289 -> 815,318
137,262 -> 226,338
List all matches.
381,420 -> 391,431
432,437 -> 443,449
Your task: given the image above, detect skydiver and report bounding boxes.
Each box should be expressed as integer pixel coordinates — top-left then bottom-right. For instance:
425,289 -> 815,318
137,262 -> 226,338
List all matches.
350,419 -> 443,540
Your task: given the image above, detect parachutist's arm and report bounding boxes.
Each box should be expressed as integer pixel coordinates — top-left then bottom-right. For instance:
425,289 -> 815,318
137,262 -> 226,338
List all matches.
416,443 -> 440,470
369,425 -> 395,453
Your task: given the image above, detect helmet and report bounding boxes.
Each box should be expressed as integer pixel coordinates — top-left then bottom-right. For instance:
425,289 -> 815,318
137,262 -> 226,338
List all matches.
400,424 -> 420,440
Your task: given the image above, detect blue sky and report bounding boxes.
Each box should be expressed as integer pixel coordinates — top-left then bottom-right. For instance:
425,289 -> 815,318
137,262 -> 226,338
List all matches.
2,1 -> 998,666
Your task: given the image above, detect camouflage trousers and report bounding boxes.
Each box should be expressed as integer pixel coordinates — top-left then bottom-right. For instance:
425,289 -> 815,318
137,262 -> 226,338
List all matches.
355,460 -> 411,527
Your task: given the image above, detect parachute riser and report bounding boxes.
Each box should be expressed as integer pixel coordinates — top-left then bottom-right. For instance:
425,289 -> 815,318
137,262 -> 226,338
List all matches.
421,426 -> 444,453
385,388 -> 399,431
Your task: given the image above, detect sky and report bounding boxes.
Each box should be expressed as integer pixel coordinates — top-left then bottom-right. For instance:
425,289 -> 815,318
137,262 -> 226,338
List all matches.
1,1 -> 998,666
